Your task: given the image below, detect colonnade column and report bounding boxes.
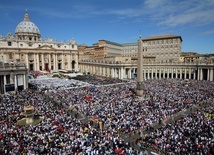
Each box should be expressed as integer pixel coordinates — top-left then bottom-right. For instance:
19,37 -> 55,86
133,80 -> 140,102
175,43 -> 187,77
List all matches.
111,68 -> 114,78
23,74 -> 26,89
210,68 -> 213,81
207,69 -> 210,81
200,68 -> 203,80
189,68 -> 191,79
175,68 -> 178,79
197,68 -> 200,80
14,74 -> 17,91
180,69 -> 182,79
3,75 -> 6,93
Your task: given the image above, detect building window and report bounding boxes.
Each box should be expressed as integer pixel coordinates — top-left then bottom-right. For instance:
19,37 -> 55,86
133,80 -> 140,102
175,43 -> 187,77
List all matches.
72,45 -> 74,48
20,44 -> 23,47
8,41 -> 12,46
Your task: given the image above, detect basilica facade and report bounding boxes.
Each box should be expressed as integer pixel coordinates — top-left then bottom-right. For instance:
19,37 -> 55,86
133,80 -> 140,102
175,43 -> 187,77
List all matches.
0,11 -> 78,72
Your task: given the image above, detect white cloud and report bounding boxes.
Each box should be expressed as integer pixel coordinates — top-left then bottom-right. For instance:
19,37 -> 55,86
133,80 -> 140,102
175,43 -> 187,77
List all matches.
158,0 -> 214,26
100,0 -> 214,27
201,30 -> 214,35
144,0 -> 168,9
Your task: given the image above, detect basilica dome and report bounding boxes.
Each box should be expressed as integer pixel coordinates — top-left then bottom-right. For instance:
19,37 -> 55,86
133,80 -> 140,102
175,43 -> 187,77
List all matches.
15,10 -> 41,41
15,11 -> 40,35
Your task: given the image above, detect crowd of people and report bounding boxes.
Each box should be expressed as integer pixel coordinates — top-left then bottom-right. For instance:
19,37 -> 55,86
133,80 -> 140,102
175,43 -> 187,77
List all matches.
142,102 -> 213,154
0,75 -> 213,154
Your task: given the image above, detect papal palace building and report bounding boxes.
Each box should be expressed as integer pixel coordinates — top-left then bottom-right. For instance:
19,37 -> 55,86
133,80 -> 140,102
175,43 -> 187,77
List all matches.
0,11 -> 214,94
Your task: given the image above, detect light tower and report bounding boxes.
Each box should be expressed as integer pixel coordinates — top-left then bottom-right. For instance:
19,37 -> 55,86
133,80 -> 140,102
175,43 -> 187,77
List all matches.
136,36 -> 144,96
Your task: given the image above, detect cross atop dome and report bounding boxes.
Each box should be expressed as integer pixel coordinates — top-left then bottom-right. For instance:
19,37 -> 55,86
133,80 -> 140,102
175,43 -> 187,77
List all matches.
24,9 -> 30,22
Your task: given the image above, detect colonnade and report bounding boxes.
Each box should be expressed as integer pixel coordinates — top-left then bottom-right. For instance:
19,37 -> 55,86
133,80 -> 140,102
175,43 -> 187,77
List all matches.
0,73 -> 27,94
79,63 -> 214,81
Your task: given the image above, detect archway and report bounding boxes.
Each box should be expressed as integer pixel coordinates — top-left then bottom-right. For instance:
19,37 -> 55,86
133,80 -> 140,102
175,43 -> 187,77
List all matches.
72,60 -> 75,70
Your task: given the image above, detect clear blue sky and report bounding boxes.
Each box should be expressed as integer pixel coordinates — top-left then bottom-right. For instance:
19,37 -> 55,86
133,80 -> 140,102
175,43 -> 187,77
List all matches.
0,0 -> 213,54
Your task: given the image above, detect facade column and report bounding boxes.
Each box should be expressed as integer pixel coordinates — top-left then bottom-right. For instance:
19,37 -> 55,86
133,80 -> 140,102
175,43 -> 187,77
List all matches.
118,68 -> 120,79
171,69 -> 173,79
163,68 -> 166,79
75,54 -> 79,71
159,69 -> 161,79
33,53 -> 36,70
103,67 -> 105,76
167,68 -> 169,79
41,54 -> 44,70
184,68 -> 187,79
53,54 -> 56,71
151,68 -> 154,79
55,54 -> 58,70
155,68 -> 157,79
67,54 -> 71,70
48,54 -> 51,71
25,53 -> 29,69
128,68 -> 132,79
61,54 -> 64,69
193,70 -> 196,80
37,54 -> 39,70
175,68 -> 178,79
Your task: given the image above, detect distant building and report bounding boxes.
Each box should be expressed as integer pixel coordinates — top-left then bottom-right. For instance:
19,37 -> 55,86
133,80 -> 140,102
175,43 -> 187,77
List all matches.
142,35 -> 182,63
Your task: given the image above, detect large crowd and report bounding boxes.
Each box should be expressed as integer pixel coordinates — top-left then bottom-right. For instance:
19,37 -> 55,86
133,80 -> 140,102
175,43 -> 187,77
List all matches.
0,75 -> 213,155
